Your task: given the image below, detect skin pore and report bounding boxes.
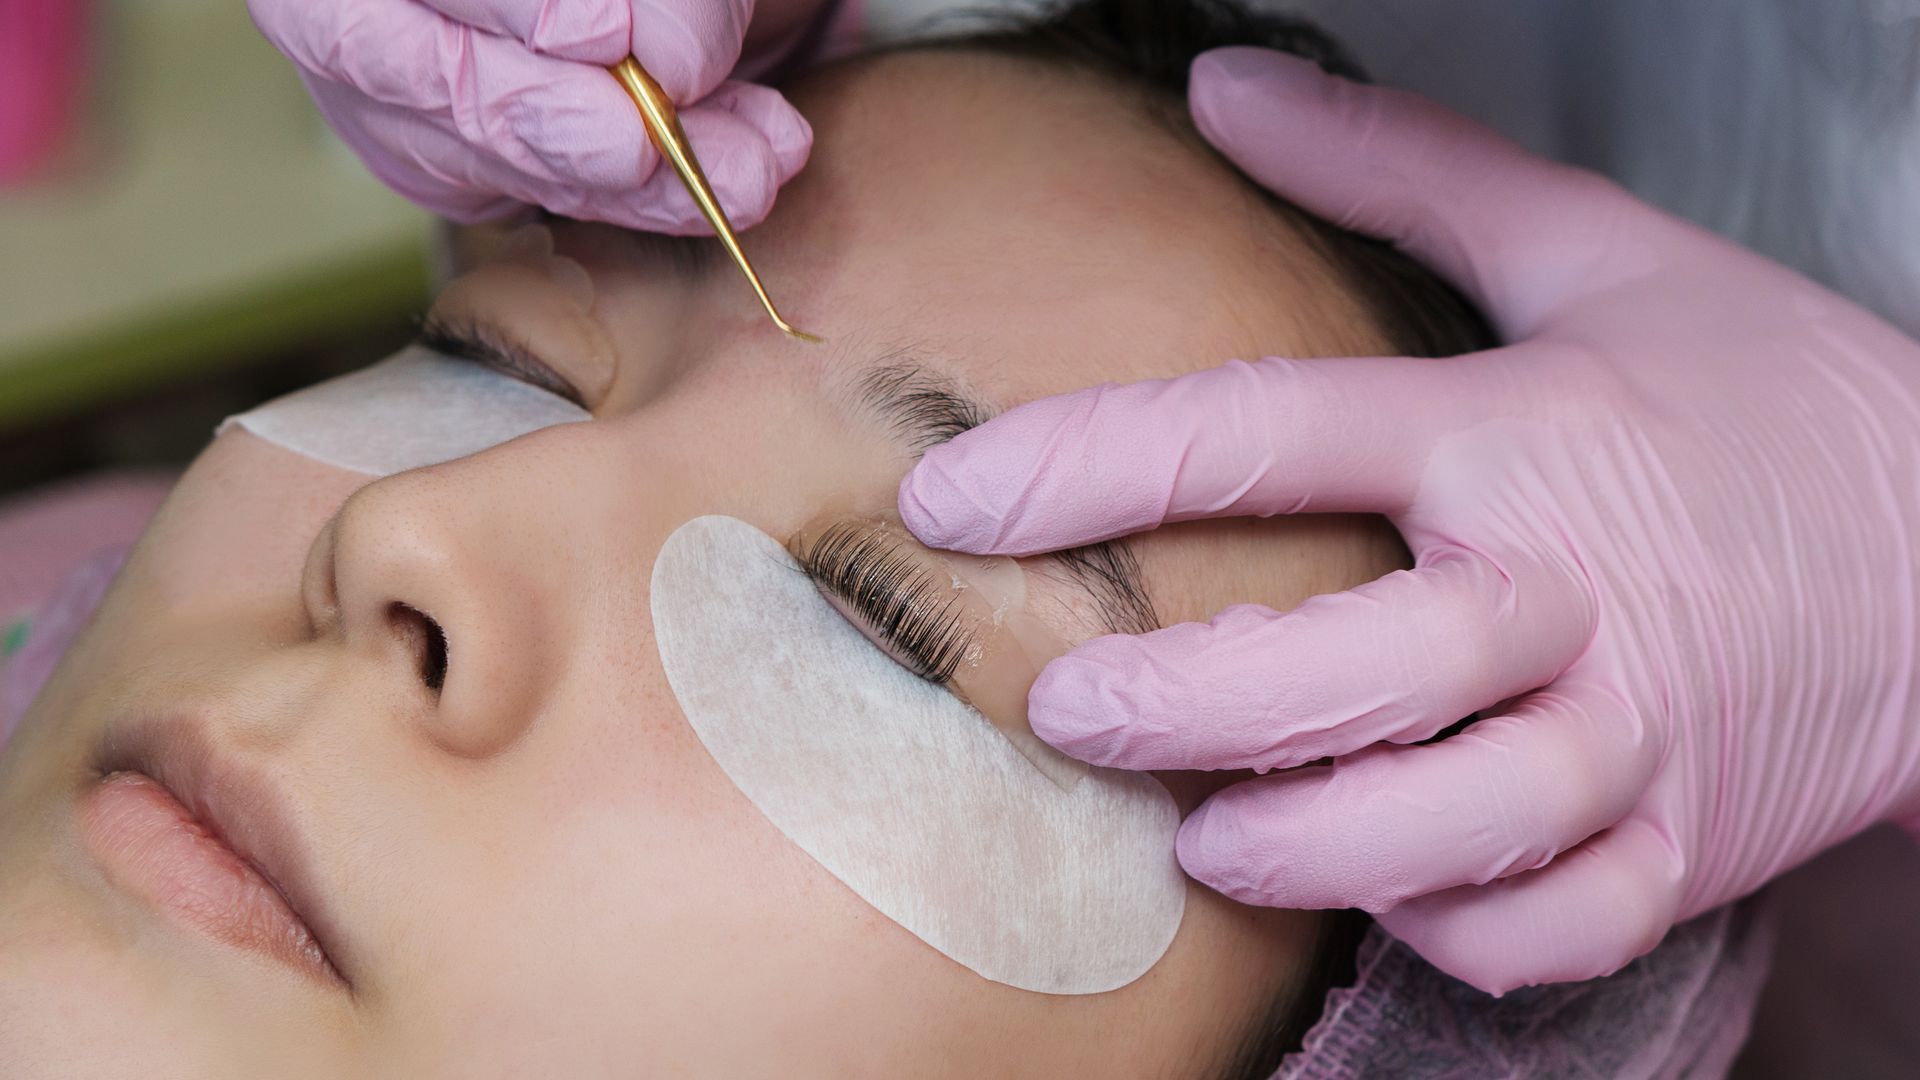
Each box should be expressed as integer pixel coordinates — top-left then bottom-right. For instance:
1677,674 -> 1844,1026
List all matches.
0,51 -> 1411,1078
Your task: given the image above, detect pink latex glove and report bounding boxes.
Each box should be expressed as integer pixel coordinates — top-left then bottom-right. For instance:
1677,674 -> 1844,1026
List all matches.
898,46 -> 1920,994
247,0 -> 820,233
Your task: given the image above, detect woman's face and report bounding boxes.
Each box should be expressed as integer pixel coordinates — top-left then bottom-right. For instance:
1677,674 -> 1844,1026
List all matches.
0,54 -> 1406,1077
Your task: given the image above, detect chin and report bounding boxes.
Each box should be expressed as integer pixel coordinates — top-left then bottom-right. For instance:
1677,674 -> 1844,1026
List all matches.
0,945 -> 183,1078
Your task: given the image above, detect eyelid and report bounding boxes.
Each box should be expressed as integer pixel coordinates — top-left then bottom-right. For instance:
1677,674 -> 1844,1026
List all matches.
795,517 -> 1093,792
792,520 -> 981,684
414,314 -> 588,409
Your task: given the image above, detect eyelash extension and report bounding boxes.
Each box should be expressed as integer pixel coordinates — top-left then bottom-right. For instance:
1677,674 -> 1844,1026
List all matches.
796,522 -> 978,684
413,314 -> 587,408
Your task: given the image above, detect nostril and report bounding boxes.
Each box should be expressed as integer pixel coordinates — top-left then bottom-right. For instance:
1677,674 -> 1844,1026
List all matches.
387,602 -> 449,692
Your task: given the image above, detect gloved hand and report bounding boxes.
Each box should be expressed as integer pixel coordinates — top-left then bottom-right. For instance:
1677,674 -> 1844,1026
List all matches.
247,0 -> 822,233
898,45 -> 1920,994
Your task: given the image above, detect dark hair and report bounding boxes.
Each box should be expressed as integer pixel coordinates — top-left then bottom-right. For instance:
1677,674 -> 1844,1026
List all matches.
903,2 -> 1495,1076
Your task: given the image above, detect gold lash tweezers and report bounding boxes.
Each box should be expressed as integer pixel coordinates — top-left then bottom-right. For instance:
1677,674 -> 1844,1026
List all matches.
609,56 -> 820,343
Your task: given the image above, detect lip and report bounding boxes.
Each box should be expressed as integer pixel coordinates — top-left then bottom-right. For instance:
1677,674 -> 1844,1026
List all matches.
80,716 -> 349,988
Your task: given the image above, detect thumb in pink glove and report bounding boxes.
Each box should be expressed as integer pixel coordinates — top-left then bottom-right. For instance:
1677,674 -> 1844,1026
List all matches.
248,0 -> 820,233
899,46 -> 1920,994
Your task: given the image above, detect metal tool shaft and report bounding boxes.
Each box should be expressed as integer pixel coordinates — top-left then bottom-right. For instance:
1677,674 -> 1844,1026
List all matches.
609,57 -> 819,343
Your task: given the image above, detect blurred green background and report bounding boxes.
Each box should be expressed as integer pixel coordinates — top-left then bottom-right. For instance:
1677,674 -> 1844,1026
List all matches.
0,0 -> 435,498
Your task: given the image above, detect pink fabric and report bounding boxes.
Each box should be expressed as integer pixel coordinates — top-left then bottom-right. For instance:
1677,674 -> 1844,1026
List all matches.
0,545 -> 128,748
0,0 -> 89,184
0,472 -> 170,627
1283,902 -> 1773,1080
0,472 -> 171,747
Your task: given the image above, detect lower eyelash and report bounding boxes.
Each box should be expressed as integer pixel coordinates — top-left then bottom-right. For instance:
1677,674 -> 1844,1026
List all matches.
796,523 -> 977,683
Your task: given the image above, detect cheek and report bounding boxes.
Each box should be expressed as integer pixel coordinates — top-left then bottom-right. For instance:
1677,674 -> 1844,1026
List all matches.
0,873 -> 352,1071
0,966 -> 212,1072
374,685 -> 896,1068
125,431 -> 364,613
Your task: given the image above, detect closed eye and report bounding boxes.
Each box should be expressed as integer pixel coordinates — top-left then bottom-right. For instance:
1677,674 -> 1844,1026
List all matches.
414,314 -> 587,409
794,520 -> 980,685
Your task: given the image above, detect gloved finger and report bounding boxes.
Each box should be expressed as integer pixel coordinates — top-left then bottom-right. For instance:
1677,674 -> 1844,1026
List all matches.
283,2 -> 806,233
301,71 -> 667,227
566,81 -> 809,235
415,0 -> 633,65
298,72 -> 528,223
314,74 -> 802,232
1374,815 -> 1685,995
627,0 -> 756,101
419,0 -> 755,101
901,352 -> 1504,556
1028,546 -> 1595,771
1189,46 -> 1665,337
1175,683 -> 1656,912
261,1 -> 653,184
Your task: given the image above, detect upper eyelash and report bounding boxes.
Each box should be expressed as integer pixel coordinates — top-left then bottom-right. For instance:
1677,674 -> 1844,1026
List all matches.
796,523 -> 978,684
413,314 -> 587,408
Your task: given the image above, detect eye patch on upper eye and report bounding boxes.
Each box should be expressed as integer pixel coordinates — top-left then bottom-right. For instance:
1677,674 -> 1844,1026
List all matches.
651,515 -> 1185,995
219,346 -> 590,477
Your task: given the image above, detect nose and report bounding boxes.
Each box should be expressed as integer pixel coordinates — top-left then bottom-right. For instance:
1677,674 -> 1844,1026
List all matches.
313,467 -> 565,759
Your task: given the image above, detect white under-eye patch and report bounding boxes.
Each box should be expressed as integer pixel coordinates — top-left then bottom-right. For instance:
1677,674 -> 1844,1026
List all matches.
651,515 -> 1186,995
219,346 -> 589,477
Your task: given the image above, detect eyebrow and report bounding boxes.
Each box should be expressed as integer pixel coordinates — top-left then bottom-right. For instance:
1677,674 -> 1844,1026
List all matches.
856,354 -> 1159,636
858,354 -> 992,452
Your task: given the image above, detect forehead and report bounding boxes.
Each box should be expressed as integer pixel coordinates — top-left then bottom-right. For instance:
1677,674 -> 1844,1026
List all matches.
745,50 -> 1393,404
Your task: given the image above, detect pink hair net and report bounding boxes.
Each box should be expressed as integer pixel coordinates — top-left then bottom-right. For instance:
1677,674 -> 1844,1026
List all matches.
1281,900 -> 1774,1079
